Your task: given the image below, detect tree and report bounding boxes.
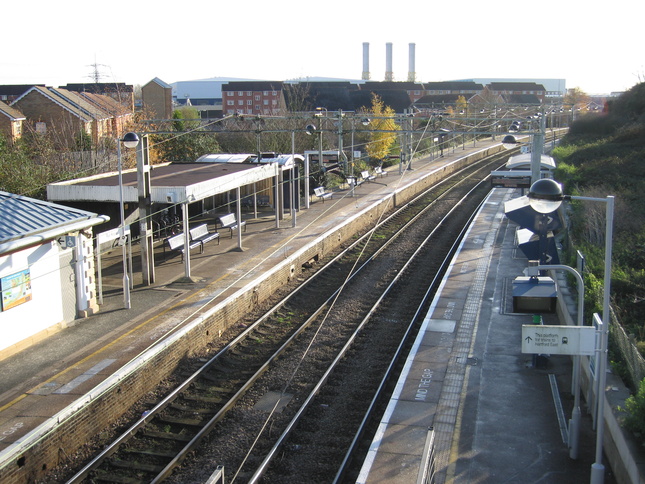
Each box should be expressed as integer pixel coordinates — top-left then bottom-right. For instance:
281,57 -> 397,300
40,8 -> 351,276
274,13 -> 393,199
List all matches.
456,95 -> 468,114
364,94 -> 399,164
153,108 -> 222,162
564,87 -> 590,112
0,134 -> 50,198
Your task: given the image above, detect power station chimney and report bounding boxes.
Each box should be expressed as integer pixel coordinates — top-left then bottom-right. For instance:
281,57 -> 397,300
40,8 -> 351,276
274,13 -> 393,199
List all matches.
385,42 -> 393,82
408,43 -> 416,82
362,42 -> 370,80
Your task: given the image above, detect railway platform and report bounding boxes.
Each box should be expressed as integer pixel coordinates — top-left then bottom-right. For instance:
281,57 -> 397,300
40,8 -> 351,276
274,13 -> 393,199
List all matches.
357,188 -> 615,484
0,137 -> 612,483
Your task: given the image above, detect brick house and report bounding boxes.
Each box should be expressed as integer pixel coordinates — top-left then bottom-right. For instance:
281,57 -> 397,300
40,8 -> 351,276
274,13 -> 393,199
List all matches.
75,91 -> 134,140
487,82 -> 546,102
0,101 -> 25,144
0,84 -> 45,104
142,77 -> 173,119
423,81 -> 484,97
11,86 -> 124,148
222,81 -> 286,115
62,82 -> 135,112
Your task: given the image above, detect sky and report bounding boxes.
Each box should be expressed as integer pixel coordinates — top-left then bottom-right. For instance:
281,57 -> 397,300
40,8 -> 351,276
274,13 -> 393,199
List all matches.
2,0 -> 643,95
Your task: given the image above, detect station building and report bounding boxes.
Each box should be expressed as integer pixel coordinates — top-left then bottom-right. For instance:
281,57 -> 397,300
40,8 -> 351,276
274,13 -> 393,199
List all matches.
0,192 -> 109,358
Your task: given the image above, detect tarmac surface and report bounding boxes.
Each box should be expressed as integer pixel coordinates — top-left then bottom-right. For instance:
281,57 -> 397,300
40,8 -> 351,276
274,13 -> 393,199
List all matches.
0,140 -> 617,483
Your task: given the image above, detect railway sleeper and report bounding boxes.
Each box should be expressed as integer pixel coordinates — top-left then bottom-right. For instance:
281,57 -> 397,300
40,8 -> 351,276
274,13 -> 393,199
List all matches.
90,469 -> 143,483
122,448 -> 180,459
107,457 -> 165,473
191,379 -> 235,391
210,364 -> 255,376
170,402 -> 216,413
181,393 -> 225,404
158,415 -> 207,427
143,429 -> 193,442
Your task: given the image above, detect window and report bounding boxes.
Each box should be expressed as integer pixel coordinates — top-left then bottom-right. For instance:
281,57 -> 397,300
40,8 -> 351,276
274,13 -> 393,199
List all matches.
255,95 -> 260,101
246,91 -> 252,96
227,100 -> 234,105
247,100 -> 252,105
263,100 -> 269,105
238,91 -> 243,96
238,100 -> 243,106
263,91 -> 269,96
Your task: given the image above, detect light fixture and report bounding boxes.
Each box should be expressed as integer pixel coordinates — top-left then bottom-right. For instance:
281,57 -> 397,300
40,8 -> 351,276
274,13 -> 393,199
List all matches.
122,131 -> 139,149
527,178 -> 564,214
361,118 -> 371,126
305,124 -> 316,135
116,132 -> 139,310
502,134 -> 519,150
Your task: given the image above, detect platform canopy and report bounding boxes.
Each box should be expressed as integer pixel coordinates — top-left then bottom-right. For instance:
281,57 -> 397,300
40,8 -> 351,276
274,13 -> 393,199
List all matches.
47,159 -> 281,205
505,153 -> 555,172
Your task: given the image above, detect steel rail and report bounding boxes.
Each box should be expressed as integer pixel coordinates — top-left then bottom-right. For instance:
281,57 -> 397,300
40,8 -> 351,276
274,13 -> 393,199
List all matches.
65,154 -> 505,484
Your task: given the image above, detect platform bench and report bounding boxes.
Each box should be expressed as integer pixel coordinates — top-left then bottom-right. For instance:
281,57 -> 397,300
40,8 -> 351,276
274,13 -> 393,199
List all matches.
314,186 -> 333,202
218,213 -> 246,238
361,170 -> 376,183
164,233 -> 201,261
375,166 -> 388,177
189,224 -> 220,250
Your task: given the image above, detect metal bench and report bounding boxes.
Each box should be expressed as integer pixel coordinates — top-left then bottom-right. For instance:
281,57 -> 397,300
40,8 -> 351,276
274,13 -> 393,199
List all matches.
217,213 -> 246,238
313,186 -> 333,202
189,224 -> 220,250
361,170 -> 376,183
241,195 -> 270,209
164,233 -> 201,261
375,166 -> 388,177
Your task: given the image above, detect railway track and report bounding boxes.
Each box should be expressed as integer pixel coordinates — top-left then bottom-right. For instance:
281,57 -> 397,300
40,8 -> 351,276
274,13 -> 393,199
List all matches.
64,151 -> 510,484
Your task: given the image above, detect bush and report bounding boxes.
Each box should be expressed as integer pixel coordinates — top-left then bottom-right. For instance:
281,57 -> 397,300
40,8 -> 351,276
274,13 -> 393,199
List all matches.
623,378 -> 645,443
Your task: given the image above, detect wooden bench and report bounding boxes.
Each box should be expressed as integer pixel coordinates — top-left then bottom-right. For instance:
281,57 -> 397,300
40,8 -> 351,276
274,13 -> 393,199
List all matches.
189,224 -> 220,250
313,186 -> 333,202
361,170 -> 376,183
164,233 -> 201,261
218,213 -> 246,237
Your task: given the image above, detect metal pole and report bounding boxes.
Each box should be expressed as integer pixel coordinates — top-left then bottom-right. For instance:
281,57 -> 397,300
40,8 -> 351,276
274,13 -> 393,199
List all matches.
406,110 -> 413,170
531,114 -> 546,185
182,202 -> 190,279
117,141 -> 130,309
539,263 -> 584,459
291,132 -> 296,228
590,195 -> 614,484
274,163 -> 280,229
304,148 -> 310,210
236,187 -> 243,249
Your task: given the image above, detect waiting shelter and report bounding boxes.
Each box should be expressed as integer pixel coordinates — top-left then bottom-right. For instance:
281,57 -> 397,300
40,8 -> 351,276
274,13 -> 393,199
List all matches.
47,145 -> 302,286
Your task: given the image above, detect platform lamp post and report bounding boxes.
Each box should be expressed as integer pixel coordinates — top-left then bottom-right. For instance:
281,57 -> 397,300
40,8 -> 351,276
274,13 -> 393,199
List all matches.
528,178 -> 614,484
117,132 -> 140,309
305,123 -> 322,210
